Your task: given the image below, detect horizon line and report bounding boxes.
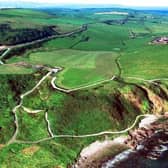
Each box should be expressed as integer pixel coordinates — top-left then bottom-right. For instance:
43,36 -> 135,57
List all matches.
0,2 -> 168,9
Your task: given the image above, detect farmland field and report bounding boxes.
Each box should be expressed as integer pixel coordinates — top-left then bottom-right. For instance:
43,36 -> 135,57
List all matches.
8,49 -> 118,88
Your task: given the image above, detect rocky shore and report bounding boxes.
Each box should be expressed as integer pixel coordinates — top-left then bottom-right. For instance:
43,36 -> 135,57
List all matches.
71,137 -> 128,168
124,113 -> 168,160
72,113 -> 168,168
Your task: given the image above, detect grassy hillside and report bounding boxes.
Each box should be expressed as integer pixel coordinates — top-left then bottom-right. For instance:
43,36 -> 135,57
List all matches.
0,73 -> 157,167
0,74 -> 43,144
0,8 -> 168,168
0,8 -> 79,31
0,8 -> 81,45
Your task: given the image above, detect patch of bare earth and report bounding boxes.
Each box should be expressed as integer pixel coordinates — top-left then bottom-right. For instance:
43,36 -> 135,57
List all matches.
22,145 -> 40,156
123,92 -> 142,110
0,144 -> 5,150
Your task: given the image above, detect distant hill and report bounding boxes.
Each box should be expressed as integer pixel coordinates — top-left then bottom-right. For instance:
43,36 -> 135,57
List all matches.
0,1 -> 168,10
0,2 -> 124,9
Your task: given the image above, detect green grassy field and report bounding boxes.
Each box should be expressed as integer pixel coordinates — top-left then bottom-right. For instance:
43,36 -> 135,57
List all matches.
8,49 -> 119,88
0,64 -> 33,74
0,7 -> 168,168
73,23 -> 129,51
120,44 -> 168,79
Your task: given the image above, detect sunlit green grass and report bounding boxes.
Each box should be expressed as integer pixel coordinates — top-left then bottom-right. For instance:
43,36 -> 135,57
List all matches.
74,23 -> 129,51
120,44 -> 168,79
8,49 -> 119,88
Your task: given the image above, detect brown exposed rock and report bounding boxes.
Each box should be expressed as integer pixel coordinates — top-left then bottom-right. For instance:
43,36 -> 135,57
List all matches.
124,114 -> 168,160
142,86 -> 167,114
124,92 -> 142,110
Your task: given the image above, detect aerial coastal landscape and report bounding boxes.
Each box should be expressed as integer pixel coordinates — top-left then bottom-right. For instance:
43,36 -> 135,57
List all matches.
0,0 -> 168,167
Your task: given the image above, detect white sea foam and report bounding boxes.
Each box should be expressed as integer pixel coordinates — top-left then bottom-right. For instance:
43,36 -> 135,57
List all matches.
102,149 -> 134,168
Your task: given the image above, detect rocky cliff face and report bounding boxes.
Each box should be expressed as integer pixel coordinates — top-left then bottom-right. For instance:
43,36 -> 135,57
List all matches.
124,113 -> 168,160
71,80 -> 168,168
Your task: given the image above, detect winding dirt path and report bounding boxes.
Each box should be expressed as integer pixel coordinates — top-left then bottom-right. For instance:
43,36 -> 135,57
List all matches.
22,106 -> 44,114
125,76 -> 168,84
15,114 -> 154,144
6,66 -> 168,146
7,71 -> 52,145
0,48 -> 11,64
51,76 -> 116,93
45,112 -> 54,137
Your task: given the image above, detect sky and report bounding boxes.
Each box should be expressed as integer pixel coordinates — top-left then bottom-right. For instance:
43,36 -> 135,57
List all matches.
13,0 -> 168,7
